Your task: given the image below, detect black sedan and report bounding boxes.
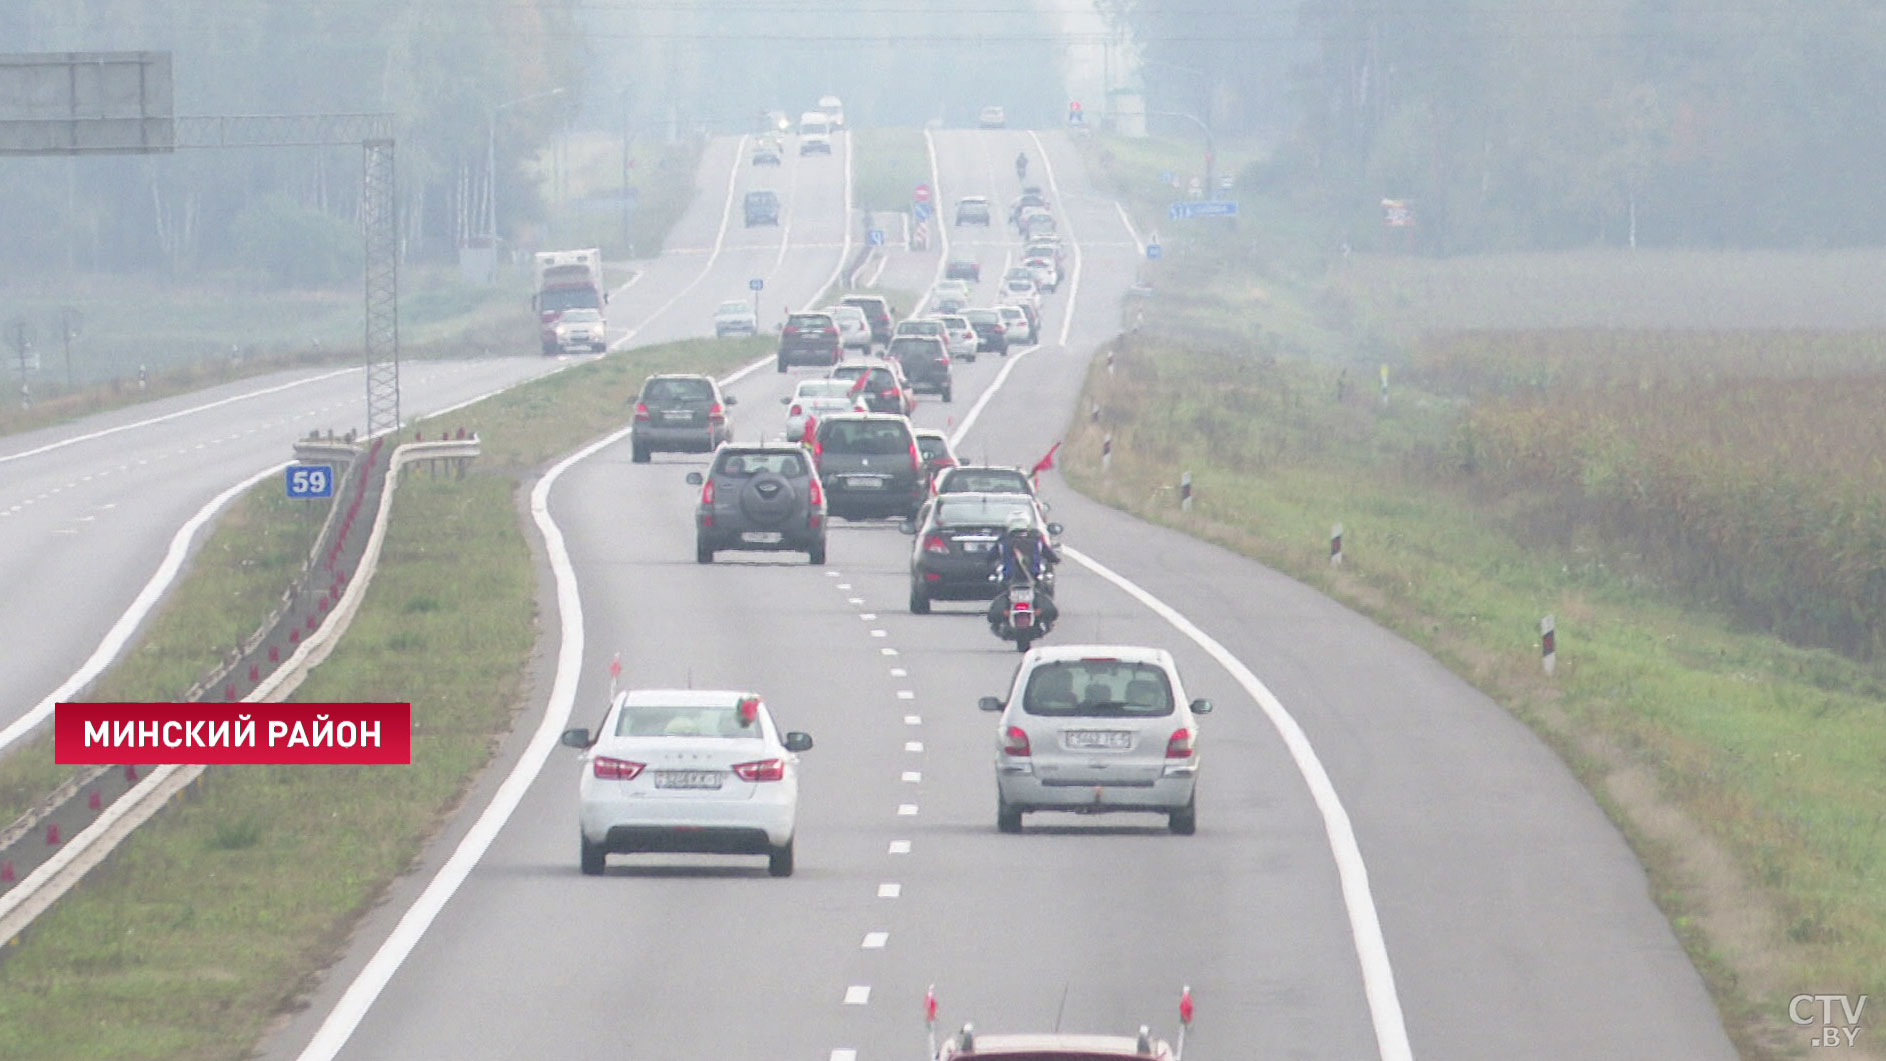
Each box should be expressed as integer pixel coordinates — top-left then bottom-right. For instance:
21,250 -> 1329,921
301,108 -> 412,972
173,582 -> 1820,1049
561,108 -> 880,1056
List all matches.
902,492 -> 1061,614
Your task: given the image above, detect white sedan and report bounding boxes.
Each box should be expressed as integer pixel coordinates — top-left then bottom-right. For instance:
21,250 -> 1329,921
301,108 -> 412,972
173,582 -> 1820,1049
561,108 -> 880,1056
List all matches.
563,689 -> 813,877
936,314 -> 980,362
781,377 -> 867,441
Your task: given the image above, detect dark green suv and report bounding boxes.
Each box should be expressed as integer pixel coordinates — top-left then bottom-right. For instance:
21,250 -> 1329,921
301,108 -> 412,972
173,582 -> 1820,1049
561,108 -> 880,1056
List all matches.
631,374 -> 734,463
812,413 -> 926,520
686,445 -> 826,564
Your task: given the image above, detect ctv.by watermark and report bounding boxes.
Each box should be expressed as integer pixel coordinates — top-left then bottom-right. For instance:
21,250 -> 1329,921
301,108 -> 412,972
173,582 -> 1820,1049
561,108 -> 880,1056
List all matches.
1792,994 -> 1868,1048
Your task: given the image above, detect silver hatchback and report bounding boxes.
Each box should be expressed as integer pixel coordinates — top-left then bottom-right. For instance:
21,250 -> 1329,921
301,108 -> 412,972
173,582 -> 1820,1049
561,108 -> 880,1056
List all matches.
980,645 -> 1212,834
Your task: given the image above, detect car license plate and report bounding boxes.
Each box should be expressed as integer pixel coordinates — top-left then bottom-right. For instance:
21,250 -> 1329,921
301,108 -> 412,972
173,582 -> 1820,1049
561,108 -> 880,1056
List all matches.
847,475 -> 885,489
663,410 -> 692,421
741,531 -> 783,543
654,770 -> 722,789
1065,730 -> 1132,750
960,540 -> 993,552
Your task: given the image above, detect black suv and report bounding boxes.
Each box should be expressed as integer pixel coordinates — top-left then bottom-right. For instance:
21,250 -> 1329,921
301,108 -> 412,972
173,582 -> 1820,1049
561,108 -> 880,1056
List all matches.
888,335 -> 952,403
963,308 -> 1008,355
686,445 -> 826,564
841,294 -> 896,345
812,413 -> 926,520
631,374 -> 735,463
744,189 -> 780,226
903,491 -> 1062,614
777,312 -> 841,370
828,359 -> 913,415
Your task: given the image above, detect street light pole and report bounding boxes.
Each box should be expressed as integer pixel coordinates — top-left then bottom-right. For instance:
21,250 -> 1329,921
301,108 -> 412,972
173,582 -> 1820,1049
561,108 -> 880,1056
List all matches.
486,86 -> 568,246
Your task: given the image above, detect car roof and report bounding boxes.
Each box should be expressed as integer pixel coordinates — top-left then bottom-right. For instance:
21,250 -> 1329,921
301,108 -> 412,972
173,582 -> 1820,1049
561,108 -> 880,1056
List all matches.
647,372 -> 714,382
619,688 -> 758,707
717,300 -> 750,310
1023,644 -> 1177,667
957,195 -> 989,204
819,410 -> 911,423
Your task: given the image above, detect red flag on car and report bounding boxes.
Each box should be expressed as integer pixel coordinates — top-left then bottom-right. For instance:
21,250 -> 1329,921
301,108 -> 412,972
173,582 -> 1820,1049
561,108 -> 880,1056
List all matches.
1030,441 -> 1061,489
847,372 -> 869,397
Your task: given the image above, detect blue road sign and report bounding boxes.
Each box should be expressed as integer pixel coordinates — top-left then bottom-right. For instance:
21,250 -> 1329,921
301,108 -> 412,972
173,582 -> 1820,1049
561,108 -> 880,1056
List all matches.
286,464 -> 335,500
1168,200 -> 1240,220
913,200 -> 933,222
749,277 -> 765,291
868,228 -> 885,246
1160,171 -> 1174,186
1147,243 -> 1163,260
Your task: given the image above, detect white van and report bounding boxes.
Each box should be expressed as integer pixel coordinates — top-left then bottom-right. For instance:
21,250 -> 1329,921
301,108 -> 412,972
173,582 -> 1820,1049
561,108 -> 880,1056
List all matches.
799,112 -> 832,155
818,94 -> 845,129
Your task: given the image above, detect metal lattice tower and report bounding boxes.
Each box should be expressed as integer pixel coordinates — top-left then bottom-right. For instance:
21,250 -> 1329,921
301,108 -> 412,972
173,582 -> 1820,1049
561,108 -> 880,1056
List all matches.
361,139 -> 400,437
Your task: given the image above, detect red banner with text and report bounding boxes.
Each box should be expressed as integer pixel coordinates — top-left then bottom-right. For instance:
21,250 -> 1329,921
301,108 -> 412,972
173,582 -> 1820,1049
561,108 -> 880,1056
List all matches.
54,703 -> 412,765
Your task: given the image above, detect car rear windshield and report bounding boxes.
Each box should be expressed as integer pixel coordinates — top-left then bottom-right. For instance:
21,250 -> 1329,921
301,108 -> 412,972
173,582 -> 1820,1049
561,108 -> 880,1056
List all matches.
842,297 -> 888,316
643,378 -> 713,402
717,301 -> 749,314
1022,661 -> 1176,717
797,380 -> 854,400
788,314 -> 833,329
819,419 -> 911,454
965,310 -> 999,324
715,451 -> 808,477
940,470 -> 1030,494
890,338 -> 942,360
616,703 -> 763,738
900,320 -> 942,334
935,496 -> 1033,527
917,436 -> 951,461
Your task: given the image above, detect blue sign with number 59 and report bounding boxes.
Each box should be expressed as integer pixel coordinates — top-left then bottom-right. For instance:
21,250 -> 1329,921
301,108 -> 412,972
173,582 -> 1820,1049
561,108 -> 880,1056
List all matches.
286,464 -> 335,499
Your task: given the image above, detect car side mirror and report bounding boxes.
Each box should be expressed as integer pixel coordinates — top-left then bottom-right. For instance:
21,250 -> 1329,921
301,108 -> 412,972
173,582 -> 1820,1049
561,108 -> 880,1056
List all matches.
977,696 -> 1004,712
723,394 -> 738,406
783,731 -> 814,752
779,395 -> 792,405
1047,522 -> 1064,536
560,727 -> 591,748
898,518 -> 917,534
1189,698 -> 1214,715
685,471 -> 704,485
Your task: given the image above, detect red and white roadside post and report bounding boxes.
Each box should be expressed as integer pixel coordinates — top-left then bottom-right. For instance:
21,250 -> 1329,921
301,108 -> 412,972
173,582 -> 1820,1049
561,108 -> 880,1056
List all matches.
608,652 -> 622,698
1176,984 -> 1195,1058
1541,615 -> 1557,675
1331,522 -> 1344,567
925,984 -> 939,1058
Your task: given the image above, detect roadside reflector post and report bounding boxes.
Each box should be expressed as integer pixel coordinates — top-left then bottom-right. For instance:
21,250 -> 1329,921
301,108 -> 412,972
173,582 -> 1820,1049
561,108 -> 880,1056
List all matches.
1177,984 -> 1194,1059
1541,614 -> 1557,675
609,653 -> 623,699
1107,348 -> 1115,375
1102,434 -> 1113,473
1330,522 -> 1344,567
1380,364 -> 1390,407
1180,472 -> 1193,512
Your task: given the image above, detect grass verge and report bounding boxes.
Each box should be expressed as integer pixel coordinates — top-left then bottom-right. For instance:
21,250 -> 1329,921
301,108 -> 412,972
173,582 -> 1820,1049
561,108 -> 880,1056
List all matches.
0,335 -> 771,1059
1062,330 -> 1884,1058
851,127 -> 930,215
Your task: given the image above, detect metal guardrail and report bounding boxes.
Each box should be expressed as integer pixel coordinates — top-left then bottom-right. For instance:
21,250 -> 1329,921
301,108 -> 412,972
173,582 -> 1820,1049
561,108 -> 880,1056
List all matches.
0,436 -> 479,947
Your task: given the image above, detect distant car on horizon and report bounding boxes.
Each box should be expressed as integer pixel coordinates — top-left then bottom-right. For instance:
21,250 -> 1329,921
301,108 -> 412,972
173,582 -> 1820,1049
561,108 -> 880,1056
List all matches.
978,105 -> 1007,129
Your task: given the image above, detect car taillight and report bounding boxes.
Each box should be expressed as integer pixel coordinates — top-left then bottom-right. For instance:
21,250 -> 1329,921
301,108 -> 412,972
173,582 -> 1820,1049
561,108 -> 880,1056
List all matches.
824,327 -> 837,336
1002,726 -> 1031,757
922,533 -> 950,554
708,402 -> 725,423
940,355 -> 951,366
908,440 -> 922,473
807,475 -> 823,506
634,402 -> 650,422
1165,728 -> 1195,759
789,404 -> 803,416
784,325 -> 799,335
700,478 -> 716,505
593,756 -> 645,780
731,758 -> 786,782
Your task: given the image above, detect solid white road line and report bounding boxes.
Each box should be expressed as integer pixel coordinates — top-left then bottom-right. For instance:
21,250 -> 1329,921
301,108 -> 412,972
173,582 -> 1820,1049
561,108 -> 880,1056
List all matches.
912,128 -> 950,317
1114,200 -> 1146,255
0,462 -> 287,755
610,134 -> 749,349
1028,130 -> 1083,348
1061,544 -> 1414,1061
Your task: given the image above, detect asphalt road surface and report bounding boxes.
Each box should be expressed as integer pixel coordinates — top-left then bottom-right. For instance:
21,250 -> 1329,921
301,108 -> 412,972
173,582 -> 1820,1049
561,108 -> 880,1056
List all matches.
256,128 -> 1735,1060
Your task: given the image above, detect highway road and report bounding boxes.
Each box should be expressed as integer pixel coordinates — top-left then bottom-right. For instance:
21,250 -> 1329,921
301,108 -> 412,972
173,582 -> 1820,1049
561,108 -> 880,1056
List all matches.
0,131 -> 853,756
262,128 -> 1738,1060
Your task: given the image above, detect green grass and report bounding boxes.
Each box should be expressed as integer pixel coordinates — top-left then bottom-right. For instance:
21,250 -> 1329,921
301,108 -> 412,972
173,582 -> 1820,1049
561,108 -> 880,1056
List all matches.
851,127 -> 931,215
539,131 -> 706,260
0,335 -> 770,1060
1063,330 -> 1885,1059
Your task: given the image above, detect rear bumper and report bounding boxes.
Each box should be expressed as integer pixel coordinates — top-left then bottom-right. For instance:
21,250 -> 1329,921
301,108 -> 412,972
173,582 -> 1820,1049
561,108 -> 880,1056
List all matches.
914,565 -> 1001,600
995,764 -> 1197,813
697,521 -> 823,552
823,480 -> 923,518
581,796 -> 795,850
633,424 -> 723,451
778,343 -> 840,366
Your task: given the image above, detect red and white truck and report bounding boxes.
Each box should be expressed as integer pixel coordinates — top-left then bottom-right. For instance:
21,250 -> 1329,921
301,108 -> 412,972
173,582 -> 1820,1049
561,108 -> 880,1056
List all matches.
532,248 -> 606,354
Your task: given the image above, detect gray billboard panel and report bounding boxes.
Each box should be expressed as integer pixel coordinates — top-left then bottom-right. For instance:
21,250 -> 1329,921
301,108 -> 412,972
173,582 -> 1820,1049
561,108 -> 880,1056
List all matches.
0,51 -> 175,155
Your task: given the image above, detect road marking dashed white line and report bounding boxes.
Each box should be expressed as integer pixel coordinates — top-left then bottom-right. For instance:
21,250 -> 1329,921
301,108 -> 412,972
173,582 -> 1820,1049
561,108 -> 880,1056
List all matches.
847,597 -> 865,605
895,690 -> 914,700
904,741 -> 923,753
837,583 -> 852,589
897,804 -> 918,815
844,985 -> 871,1005
831,1050 -> 858,1061
862,932 -> 889,949
901,771 -> 921,783
825,571 -> 841,577
870,629 -> 887,638
859,613 -> 877,620
889,667 -> 907,677
888,840 -> 911,854
878,883 -> 901,898
904,715 -> 921,726
880,647 -> 898,656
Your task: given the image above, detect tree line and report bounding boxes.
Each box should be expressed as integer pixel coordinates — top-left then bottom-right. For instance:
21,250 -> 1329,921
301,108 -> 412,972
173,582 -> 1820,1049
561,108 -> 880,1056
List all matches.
1115,0 -> 1886,253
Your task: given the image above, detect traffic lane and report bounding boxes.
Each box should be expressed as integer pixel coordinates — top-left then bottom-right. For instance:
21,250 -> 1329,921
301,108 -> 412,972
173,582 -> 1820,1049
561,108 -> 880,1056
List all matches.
804,515 -> 1380,1057
948,311 -> 1734,1053
0,355 -> 581,737
603,134 -> 747,349
331,452 -> 949,1058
